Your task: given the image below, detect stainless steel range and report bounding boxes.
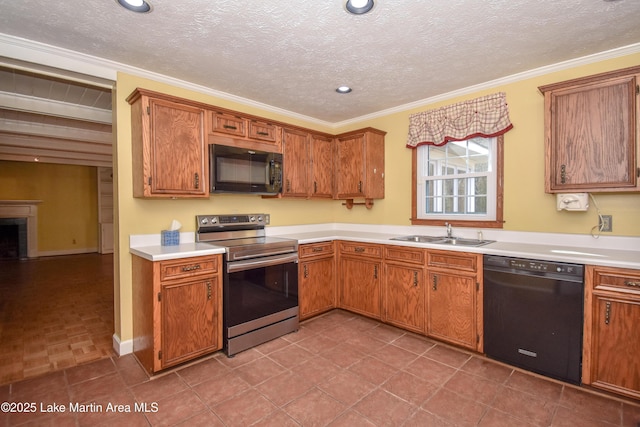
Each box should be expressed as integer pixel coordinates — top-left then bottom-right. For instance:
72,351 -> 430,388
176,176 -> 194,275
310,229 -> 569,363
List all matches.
196,214 -> 299,356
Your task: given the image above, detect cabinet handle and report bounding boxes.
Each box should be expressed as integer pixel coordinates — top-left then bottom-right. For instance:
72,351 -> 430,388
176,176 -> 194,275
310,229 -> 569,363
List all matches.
413,271 -> 418,287
374,265 -> 378,279
194,172 -> 199,189
206,281 -> 212,300
256,131 -> 269,136
432,275 -> 438,291
560,164 -> 567,184
181,264 -> 201,272
358,181 -> 363,193
312,247 -> 323,253
604,301 -> 611,325
314,181 -> 317,194
354,247 -> 365,253
286,179 -> 291,192
223,124 -> 238,130
625,280 -> 640,287
303,264 -> 309,278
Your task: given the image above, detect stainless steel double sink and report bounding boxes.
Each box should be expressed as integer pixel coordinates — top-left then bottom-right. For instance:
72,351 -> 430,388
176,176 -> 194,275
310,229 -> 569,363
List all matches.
390,235 -> 495,247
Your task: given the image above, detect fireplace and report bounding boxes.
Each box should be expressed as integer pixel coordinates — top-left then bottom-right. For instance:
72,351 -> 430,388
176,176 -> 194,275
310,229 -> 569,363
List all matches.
0,200 -> 41,259
0,218 -> 28,259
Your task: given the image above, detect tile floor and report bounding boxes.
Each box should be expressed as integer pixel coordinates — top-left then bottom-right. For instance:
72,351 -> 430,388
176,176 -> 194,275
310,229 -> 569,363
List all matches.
2,309 -> 640,426
0,254 -> 115,385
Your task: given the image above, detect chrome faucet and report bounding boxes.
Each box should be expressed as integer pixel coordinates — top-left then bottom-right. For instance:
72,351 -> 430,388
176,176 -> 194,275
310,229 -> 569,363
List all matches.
445,222 -> 453,238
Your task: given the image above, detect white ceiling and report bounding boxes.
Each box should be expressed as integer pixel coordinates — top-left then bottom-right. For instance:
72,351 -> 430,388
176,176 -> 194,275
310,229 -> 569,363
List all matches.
0,0 -> 639,166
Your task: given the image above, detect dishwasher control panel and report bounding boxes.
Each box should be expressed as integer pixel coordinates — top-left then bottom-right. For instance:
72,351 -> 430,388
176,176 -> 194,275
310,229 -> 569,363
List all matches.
484,255 -> 584,279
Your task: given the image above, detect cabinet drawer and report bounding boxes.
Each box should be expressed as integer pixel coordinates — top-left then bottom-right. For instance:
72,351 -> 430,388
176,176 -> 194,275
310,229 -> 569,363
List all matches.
427,250 -> 477,272
339,241 -> 382,258
385,245 -> 425,265
299,241 -> 334,258
591,266 -> 640,296
210,111 -> 247,137
160,255 -> 219,281
248,120 -> 277,142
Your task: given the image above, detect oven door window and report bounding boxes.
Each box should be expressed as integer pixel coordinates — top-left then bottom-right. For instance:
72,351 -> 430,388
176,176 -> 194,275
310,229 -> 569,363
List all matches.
225,261 -> 298,327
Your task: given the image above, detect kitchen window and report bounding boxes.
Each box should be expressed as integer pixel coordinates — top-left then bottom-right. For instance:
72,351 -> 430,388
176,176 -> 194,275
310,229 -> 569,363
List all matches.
411,135 -> 504,228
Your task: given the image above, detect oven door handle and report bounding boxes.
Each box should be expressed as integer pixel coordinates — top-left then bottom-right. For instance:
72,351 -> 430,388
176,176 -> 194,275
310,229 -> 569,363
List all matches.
227,252 -> 298,273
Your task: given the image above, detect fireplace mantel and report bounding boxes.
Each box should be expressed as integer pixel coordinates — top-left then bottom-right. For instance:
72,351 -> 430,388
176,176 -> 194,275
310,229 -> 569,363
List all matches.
0,200 -> 42,258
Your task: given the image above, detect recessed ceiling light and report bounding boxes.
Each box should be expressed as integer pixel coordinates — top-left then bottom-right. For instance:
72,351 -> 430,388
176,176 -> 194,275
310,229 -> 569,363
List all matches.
336,86 -> 353,94
345,0 -> 375,15
117,0 -> 152,13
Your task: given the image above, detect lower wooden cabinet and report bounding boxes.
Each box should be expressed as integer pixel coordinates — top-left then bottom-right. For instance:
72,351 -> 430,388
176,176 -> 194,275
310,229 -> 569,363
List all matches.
383,246 -> 425,334
583,265 -> 640,400
338,241 -> 382,319
426,250 -> 482,351
132,254 -> 222,374
299,242 -> 336,320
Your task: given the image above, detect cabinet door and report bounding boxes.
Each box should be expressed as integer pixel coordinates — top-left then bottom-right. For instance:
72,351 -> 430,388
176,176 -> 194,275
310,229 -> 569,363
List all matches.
339,256 -> 381,319
384,263 -> 424,333
282,128 -> 310,197
335,134 -> 365,198
587,296 -> 640,399
161,276 -> 220,368
427,271 -> 477,349
300,257 -> 335,319
310,134 -> 334,198
149,97 -> 206,196
544,74 -> 638,192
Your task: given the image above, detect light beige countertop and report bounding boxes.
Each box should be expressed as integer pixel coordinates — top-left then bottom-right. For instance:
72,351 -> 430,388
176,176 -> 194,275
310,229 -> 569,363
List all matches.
130,233 -> 225,261
130,224 -> 640,268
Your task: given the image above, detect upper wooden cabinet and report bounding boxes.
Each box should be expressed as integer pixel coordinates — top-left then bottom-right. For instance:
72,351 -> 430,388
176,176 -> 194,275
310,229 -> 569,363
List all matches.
127,89 -> 208,198
208,110 -> 281,152
281,129 -> 335,199
282,128 -> 310,197
539,66 -> 640,193
309,133 -> 334,199
334,128 -> 386,201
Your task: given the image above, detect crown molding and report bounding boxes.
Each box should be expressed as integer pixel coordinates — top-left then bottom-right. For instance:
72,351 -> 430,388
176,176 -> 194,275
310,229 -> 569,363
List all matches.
2,33 -> 639,129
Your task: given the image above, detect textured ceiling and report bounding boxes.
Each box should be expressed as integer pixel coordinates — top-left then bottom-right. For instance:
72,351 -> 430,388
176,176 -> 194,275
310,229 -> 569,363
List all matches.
0,0 -> 640,123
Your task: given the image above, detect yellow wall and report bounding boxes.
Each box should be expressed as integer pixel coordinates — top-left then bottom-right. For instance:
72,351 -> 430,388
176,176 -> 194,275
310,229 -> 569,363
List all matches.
114,53 -> 640,344
330,55 -> 640,232
0,161 -> 98,252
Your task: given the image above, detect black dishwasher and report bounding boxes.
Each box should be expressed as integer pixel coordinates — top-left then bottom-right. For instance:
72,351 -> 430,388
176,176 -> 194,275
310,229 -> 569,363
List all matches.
483,255 -> 584,384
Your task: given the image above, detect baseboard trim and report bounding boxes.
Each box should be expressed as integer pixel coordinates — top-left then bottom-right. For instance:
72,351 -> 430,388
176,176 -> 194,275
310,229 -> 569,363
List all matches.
113,334 -> 133,356
37,247 -> 98,257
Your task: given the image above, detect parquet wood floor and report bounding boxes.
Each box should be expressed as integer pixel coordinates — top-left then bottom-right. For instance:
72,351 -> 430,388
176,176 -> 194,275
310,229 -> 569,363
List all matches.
0,253 -> 115,385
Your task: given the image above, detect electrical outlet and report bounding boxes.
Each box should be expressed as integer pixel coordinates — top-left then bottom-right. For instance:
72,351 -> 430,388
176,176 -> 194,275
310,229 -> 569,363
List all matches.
599,215 -> 613,232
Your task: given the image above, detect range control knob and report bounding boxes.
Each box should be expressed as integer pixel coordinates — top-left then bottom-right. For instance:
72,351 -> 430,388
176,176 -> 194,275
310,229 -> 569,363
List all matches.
211,217 -> 218,224
200,217 -> 208,225
257,215 -> 263,222
249,216 -> 256,222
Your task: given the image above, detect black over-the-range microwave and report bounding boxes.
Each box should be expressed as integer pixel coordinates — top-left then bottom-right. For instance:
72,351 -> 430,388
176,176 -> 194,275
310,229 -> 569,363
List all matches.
209,144 -> 283,195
